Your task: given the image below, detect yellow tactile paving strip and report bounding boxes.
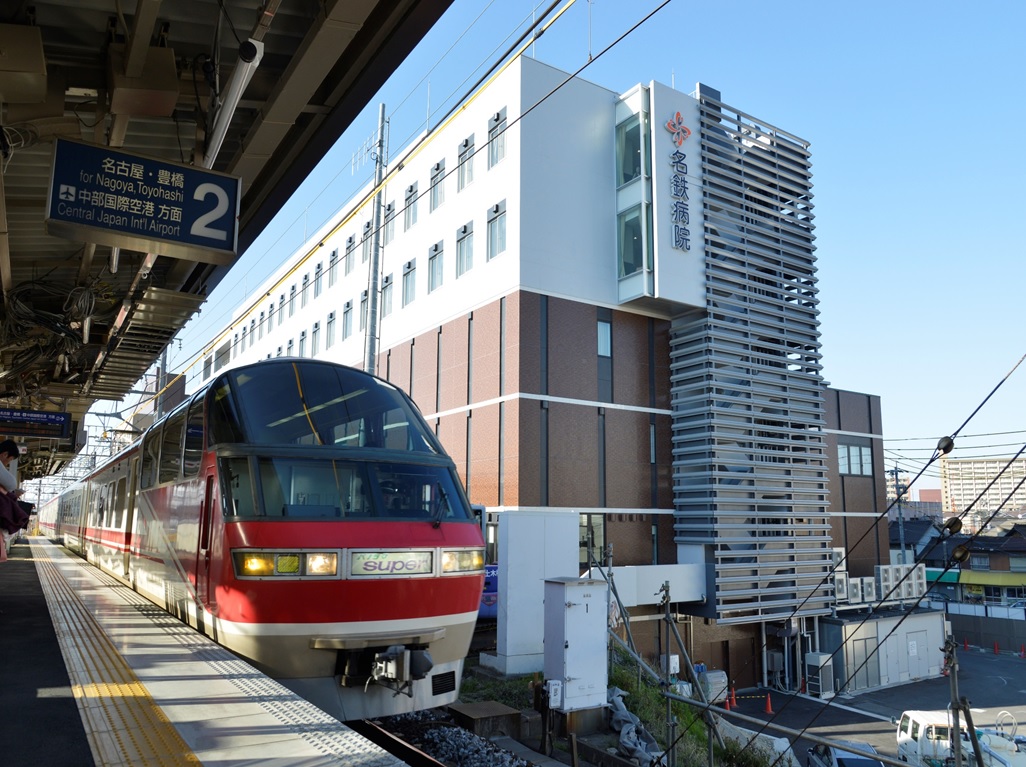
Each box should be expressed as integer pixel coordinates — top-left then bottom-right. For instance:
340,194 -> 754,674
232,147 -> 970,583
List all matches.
32,541 -> 200,767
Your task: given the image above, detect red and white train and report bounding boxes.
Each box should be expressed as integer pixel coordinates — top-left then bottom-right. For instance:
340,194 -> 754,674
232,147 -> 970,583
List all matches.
39,358 -> 485,720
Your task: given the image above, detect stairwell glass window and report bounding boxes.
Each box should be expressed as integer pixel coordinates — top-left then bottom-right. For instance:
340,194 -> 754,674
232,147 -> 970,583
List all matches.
430,160 -> 445,212
381,275 -> 393,318
383,202 -> 396,245
838,441 -> 873,476
617,206 -> 646,277
457,223 -> 473,277
487,201 -> 506,261
428,242 -> 444,293
488,109 -> 506,169
342,302 -> 353,340
402,260 -> 416,307
458,135 -> 474,191
615,114 -> 644,186
404,183 -> 418,231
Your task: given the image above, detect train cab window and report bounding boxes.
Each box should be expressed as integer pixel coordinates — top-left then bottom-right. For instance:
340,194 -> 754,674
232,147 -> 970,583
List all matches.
372,463 -> 469,522
183,400 -> 205,478
221,457 -> 256,517
159,410 -> 187,484
253,458 -> 368,518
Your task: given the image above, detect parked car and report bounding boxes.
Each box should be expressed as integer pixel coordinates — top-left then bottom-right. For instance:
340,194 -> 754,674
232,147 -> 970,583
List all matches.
808,741 -> 886,767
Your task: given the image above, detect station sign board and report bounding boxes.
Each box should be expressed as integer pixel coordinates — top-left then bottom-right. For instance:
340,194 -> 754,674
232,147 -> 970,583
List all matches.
0,408 -> 71,439
45,138 -> 240,264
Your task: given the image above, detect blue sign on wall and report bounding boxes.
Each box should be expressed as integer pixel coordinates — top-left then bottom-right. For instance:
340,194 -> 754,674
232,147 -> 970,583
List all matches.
0,408 -> 71,439
45,139 -> 240,263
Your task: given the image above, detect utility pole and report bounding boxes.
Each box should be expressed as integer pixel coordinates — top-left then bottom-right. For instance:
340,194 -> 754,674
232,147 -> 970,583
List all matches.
890,466 -> 908,565
363,102 -> 387,376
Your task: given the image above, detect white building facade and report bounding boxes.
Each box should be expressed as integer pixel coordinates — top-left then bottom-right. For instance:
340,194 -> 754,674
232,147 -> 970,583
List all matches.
198,57 -> 831,685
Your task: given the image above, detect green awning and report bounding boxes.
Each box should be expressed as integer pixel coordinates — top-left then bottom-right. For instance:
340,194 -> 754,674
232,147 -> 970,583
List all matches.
926,568 -> 959,584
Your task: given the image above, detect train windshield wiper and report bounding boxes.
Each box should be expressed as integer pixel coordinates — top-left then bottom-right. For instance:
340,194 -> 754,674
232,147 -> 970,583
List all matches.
431,483 -> 448,529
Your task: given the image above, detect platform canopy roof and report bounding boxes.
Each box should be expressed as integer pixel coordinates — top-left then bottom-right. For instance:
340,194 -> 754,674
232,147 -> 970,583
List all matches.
0,0 -> 452,478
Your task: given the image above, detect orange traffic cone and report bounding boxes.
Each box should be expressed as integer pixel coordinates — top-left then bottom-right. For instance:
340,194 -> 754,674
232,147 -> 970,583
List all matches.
730,687 -> 738,707
964,638 -> 969,651
764,693 -> 774,714
724,696 -> 731,711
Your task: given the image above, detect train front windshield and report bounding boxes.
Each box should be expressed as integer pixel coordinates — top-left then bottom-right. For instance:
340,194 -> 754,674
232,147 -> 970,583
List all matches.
208,360 -> 441,452
208,361 -> 473,522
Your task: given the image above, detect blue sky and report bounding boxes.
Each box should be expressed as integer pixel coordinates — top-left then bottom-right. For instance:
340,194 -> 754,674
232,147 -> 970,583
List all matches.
164,0 -> 1026,491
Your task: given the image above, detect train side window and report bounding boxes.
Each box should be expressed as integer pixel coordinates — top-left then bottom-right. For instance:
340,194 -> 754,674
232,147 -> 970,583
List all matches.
183,400 -> 205,478
207,380 -> 245,445
112,477 -> 127,529
140,425 -> 162,489
159,410 -> 187,484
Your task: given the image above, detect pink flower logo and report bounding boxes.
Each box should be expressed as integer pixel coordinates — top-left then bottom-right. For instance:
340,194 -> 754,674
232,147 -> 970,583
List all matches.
665,112 -> 691,147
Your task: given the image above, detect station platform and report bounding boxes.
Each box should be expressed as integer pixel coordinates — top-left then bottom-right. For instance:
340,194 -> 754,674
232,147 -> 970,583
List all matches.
0,537 -> 406,766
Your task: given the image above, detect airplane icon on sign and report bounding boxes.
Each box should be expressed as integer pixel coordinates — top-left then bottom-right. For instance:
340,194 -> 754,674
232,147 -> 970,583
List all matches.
59,184 -> 76,201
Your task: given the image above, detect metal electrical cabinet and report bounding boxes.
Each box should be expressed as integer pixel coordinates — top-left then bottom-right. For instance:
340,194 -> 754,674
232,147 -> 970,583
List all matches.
543,577 -> 609,712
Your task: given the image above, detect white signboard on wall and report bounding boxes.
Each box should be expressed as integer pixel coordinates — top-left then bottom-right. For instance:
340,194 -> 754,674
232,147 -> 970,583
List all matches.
649,82 -> 706,309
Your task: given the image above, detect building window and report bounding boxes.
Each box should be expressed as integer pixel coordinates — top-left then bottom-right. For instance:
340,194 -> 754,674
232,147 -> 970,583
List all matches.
343,301 -> 353,340
838,443 -> 873,476
488,108 -> 506,169
329,249 -> 339,286
289,285 -> 297,317
345,236 -> 356,275
241,326 -> 247,352
487,200 -> 506,261
381,275 -> 393,318
278,294 -> 285,325
617,205 -> 645,277
430,160 -> 445,212
314,263 -> 323,298
458,135 -> 474,191
615,113 -> 643,186
457,223 -> 473,277
268,303 -> 275,330
311,322 -> 320,356
299,330 -> 307,357
428,242 -> 444,293
258,311 -> 265,340
598,319 -> 612,357
287,338 -> 294,356
203,356 -> 212,380
404,183 -> 418,231
970,554 -> 990,571
383,202 -> 396,245
326,312 -> 336,348
402,260 -> 416,307
362,221 -> 372,263
359,291 -> 368,331
301,274 -> 310,308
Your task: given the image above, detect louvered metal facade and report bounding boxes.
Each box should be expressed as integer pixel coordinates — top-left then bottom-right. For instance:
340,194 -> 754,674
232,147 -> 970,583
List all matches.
670,87 -> 832,623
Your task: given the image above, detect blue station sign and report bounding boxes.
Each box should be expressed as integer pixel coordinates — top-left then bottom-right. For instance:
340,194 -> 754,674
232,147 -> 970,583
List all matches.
45,138 -> 240,264
0,408 -> 71,439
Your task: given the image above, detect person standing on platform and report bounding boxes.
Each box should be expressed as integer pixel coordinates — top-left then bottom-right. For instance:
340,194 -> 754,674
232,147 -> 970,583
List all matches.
0,439 -> 28,556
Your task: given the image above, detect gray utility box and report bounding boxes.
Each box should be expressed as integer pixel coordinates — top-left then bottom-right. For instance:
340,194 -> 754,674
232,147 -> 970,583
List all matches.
543,577 -> 609,712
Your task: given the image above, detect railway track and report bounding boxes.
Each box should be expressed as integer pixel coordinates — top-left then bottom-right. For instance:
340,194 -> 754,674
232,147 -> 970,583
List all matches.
348,718 -> 449,767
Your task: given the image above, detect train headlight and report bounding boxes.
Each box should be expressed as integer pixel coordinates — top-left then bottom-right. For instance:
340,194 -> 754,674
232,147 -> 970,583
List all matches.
305,552 -> 338,576
441,548 -> 485,574
232,550 -> 340,578
236,552 -> 276,576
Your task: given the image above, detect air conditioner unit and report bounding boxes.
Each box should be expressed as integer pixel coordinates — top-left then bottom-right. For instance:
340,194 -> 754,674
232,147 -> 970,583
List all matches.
833,572 -> 849,602
848,578 -> 863,604
861,577 -> 877,603
832,548 -> 847,571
